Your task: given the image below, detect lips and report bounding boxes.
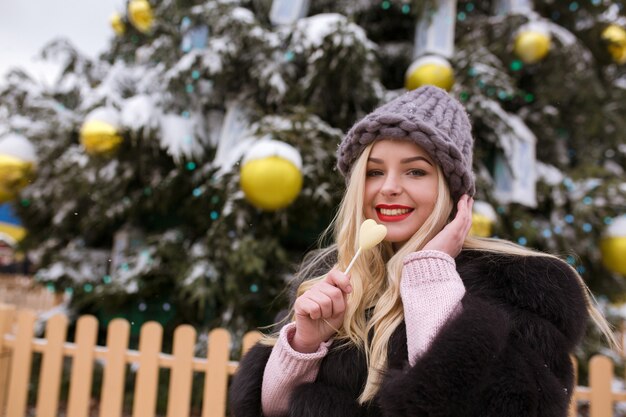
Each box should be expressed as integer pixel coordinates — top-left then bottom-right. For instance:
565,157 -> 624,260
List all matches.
375,204 -> 414,222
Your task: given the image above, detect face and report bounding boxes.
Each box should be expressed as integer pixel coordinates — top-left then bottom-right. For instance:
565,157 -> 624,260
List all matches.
363,139 -> 438,248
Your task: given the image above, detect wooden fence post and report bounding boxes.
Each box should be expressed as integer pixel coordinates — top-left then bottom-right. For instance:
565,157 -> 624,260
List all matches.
67,315 -> 98,417
203,328 -> 231,417
5,309 -> 36,417
36,313 -> 69,417
589,355 -> 613,417
568,355 -> 578,417
166,325 -> 196,417
99,319 -> 130,417
0,304 -> 16,415
241,331 -> 262,356
132,322 -> 163,417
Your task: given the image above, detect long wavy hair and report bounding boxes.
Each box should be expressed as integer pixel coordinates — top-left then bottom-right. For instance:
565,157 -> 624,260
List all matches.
264,141 -> 615,404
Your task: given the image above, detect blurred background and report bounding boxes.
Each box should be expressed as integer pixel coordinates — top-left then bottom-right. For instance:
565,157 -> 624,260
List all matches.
0,0 -> 126,83
0,0 -> 625,377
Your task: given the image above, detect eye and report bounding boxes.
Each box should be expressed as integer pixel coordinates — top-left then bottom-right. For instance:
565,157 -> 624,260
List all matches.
366,169 -> 384,177
407,169 -> 427,177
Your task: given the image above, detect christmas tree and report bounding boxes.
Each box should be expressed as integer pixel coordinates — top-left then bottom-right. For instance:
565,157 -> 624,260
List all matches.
1,0 -> 625,346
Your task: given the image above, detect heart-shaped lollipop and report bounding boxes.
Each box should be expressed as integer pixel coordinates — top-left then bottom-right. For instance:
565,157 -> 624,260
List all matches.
344,219 -> 388,274
359,219 -> 388,250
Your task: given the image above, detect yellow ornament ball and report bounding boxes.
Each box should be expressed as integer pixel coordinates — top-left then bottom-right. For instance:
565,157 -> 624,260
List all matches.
470,213 -> 493,238
405,55 -> 455,92
601,216 -> 626,276
514,29 -> 551,64
0,187 -> 14,204
601,24 -> 626,64
80,108 -> 124,156
469,201 -> 497,238
128,0 -> 154,34
0,155 -> 34,193
0,133 -> 37,202
240,140 -> 303,211
110,12 -> 126,36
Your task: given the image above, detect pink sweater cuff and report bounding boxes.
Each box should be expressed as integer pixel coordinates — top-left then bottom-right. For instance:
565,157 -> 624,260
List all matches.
401,250 -> 465,365
261,322 -> 331,416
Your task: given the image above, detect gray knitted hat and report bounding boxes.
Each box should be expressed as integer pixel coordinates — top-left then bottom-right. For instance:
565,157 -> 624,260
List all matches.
337,85 -> 475,201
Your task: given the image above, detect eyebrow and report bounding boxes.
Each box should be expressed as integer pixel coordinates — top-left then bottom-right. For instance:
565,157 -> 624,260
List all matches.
368,156 -> 433,166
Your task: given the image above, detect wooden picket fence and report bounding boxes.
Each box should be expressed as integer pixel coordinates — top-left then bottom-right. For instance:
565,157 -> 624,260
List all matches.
0,303 -> 626,417
0,304 -> 262,417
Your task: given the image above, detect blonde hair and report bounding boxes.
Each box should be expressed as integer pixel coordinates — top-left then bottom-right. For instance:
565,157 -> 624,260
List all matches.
263,141 -> 615,404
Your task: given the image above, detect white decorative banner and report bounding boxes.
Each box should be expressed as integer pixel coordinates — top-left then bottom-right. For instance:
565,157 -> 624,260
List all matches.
270,0 -> 310,26
482,100 -> 537,207
413,0 -> 457,59
181,25 -> 209,52
494,0 -> 533,15
493,141 -> 537,208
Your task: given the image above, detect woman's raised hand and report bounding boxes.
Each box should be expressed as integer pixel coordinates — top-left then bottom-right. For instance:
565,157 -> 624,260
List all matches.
423,195 -> 474,258
291,269 -> 352,353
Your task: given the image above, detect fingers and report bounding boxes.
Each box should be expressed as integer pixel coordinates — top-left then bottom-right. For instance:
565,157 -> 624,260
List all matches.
457,195 -> 473,238
465,196 -> 474,236
325,269 -> 352,294
452,195 -> 473,234
295,271 -> 350,320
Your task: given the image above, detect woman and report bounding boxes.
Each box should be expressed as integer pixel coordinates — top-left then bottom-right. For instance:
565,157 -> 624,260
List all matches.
229,86 -> 612,417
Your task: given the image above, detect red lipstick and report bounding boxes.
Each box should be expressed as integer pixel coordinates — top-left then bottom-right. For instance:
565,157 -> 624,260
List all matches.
375,204 -> 414,223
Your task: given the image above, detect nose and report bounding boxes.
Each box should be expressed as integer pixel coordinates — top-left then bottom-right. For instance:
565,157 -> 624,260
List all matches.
380,173 -> 402,197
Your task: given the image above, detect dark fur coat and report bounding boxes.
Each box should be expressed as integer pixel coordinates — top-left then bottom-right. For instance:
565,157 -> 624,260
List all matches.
229,250 -> 589,417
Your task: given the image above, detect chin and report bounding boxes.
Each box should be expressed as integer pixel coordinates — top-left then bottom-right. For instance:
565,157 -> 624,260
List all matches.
385,235 -> 411,247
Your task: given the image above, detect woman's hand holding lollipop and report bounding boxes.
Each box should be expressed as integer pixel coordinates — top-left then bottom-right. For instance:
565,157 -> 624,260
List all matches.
292,220 -> 387,353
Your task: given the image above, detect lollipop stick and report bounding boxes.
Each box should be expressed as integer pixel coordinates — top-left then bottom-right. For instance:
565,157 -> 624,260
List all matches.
344,247 -> 362,275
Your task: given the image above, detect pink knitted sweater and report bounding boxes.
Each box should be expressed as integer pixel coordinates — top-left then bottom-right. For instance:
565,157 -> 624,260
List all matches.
261,250 -> 465,415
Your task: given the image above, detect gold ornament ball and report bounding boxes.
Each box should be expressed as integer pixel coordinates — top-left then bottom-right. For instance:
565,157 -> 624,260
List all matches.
405,56 -> 454,92
0,154 -> 35,201
602,25 -> 626,64
0,187 -> 13,204
240,156 -> 303,211
514,31 -> 551,64
601,217 -> 626,276
80,120 -> 124,156
601,237 -> 626,276
470,213 -> 493,238
128,0 -> 154,34
110,12 -> 126,36
470,201 -> 497,238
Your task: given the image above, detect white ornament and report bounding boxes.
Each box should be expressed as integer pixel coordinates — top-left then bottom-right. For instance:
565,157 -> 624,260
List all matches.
515,20 -> 551,39
0,132 -> 37,163
243,138 -> 302,169
473,201 -> 497,222
85,107 -> 121,129
606,216 -> 626,238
